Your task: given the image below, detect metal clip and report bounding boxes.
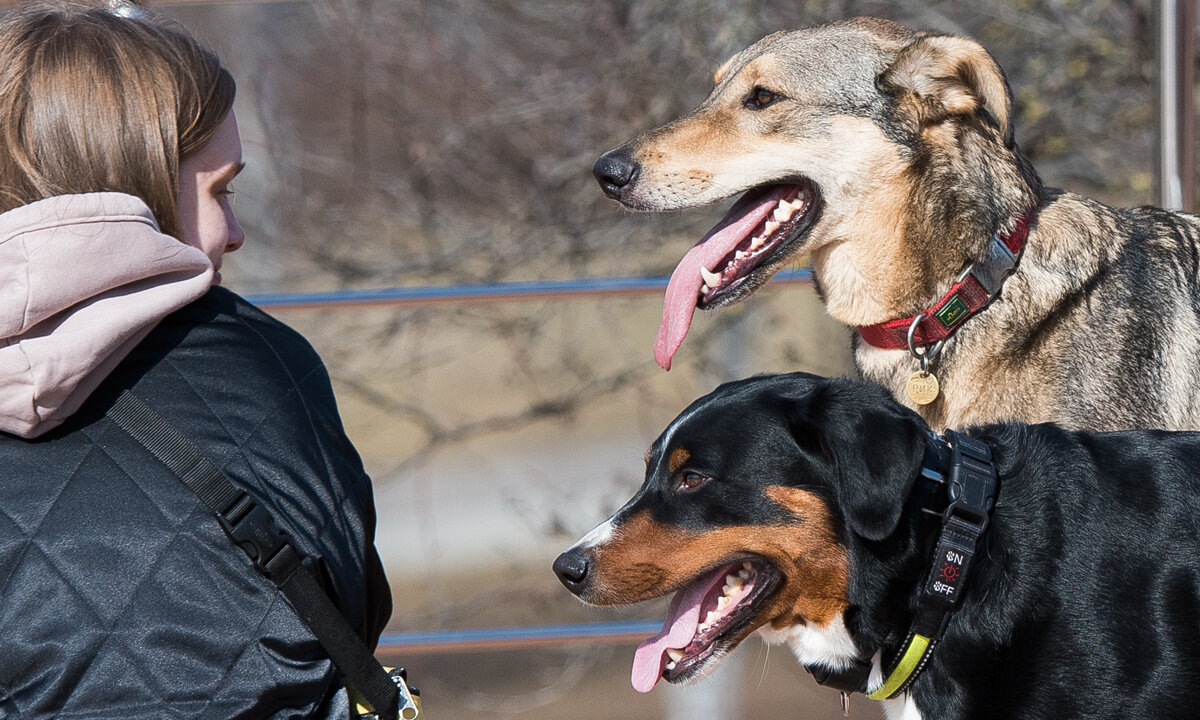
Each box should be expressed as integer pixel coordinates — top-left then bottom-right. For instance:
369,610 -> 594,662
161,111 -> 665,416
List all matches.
906,313 -> 944,372
391,667 -> 421,720
355,668 -> 421,720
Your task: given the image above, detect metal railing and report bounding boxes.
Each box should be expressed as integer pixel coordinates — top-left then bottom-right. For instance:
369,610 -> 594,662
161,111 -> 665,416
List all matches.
245,268 -> 812,311
373,621 -> 661,660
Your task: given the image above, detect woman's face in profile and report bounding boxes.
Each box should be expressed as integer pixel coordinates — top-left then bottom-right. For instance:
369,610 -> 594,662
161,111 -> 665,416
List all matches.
177,111 -> 245,285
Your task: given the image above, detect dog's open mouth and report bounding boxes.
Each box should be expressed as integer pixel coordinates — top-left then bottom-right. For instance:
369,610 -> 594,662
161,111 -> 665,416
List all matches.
655,181 -> 821,370
631,559 -> 781,692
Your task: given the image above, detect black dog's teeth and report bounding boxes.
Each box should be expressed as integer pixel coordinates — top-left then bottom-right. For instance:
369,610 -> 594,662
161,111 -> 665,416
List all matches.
664,561 -> 761,674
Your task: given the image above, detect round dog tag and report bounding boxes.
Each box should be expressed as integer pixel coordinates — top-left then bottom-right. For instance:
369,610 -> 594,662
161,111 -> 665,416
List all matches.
906,371 -> 940,405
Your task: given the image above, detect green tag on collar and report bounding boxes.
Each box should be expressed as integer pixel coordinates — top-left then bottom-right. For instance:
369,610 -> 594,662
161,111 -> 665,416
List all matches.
934,295 -> 969,328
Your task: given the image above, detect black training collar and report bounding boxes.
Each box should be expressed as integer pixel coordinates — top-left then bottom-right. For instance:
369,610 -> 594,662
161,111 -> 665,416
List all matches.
807,429 -> 999,700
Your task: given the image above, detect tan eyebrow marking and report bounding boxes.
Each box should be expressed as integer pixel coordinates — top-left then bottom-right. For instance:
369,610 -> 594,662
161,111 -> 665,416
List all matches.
668,447 -> 691,474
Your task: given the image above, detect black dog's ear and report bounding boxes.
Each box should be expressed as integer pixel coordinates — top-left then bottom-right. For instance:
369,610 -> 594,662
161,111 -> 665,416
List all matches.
788,380 -> 927,542
879,33 -> 1014,146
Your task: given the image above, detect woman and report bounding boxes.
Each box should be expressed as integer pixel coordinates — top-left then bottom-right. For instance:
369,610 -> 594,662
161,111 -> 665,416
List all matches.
0,4 -> 392,718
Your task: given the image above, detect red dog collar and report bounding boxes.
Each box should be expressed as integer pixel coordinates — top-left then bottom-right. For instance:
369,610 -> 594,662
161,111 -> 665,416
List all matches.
858,210 -> 1034,351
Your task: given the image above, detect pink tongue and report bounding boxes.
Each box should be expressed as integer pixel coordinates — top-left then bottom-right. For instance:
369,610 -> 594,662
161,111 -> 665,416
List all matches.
654,186 -> 794,370
630,567 -> 730,693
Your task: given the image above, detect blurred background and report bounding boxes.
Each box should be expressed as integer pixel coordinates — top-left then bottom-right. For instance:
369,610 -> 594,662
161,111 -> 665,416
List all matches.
42,0 -> 1200,717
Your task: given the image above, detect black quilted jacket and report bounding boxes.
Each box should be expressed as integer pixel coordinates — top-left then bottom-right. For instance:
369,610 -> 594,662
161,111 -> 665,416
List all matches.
0,287 -> 392,719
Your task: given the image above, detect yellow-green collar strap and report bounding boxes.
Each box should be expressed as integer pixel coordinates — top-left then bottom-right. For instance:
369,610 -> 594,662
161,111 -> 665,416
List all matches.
866,633 -> 934,700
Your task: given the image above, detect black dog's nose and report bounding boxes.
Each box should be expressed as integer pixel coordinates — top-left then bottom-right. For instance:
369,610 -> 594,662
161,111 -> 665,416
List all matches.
593,149 -> 639,200
553,549 -> 592,595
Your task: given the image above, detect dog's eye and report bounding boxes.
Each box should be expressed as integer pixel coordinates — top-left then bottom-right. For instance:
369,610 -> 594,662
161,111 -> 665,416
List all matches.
676,471 -> 710,493
745,87 -> 782,109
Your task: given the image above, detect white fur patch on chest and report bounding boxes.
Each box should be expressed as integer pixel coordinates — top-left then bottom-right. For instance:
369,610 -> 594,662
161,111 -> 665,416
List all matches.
759,615 -> 924,720
756,612 -> 859,670
882,694 -> 922,720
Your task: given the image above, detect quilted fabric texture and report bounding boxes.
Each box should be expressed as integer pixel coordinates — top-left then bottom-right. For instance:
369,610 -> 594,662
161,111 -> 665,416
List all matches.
0,287 -> 392,719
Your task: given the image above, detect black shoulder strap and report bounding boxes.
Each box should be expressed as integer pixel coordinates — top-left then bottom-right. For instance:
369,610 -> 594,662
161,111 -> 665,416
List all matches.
106,390 -> 400,720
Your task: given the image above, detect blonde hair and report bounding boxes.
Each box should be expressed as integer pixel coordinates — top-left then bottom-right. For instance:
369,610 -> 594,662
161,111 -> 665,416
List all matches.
0,2 -> 235,238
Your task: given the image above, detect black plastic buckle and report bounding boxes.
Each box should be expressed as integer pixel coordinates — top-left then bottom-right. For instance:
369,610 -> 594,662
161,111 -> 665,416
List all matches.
806,658 -> 873,694
941,430 -> 997,532
216,492 -> 302,579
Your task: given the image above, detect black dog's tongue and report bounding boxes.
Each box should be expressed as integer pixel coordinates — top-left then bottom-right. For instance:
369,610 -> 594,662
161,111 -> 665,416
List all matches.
629,573 -> 713,693
630,562 -> 757,692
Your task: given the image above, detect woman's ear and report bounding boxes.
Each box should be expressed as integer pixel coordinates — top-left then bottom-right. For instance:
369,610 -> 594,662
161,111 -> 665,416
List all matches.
879,33 -> 1014,146
788,380 -> 927,541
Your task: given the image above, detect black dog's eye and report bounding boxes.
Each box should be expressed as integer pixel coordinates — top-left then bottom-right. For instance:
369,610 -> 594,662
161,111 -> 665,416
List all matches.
744,87 -> 782,109
675,471 -> 710,493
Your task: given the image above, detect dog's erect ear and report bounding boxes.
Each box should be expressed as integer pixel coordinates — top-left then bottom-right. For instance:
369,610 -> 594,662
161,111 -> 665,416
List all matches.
880,34 -> 1014,146
788,380 -> 927,542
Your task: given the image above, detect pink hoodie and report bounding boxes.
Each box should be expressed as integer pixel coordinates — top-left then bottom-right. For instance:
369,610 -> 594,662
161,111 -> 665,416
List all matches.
0,193 -> 213,438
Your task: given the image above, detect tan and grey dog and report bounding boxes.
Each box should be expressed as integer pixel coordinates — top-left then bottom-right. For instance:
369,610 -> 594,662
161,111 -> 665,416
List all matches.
594,17 -> 1200,431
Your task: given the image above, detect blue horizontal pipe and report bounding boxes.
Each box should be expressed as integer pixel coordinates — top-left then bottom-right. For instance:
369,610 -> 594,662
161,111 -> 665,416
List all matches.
374,620 -> 662,655
246,268 -> 812,310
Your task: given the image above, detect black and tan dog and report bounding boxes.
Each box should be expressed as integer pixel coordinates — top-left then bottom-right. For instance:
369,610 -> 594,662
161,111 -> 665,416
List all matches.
594,18 -> 1200,431
554,372 -> 1200,720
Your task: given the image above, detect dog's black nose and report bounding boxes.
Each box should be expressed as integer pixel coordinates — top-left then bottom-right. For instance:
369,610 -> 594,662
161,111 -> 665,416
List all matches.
593,149 -> 639,200
553,549 -> 592,595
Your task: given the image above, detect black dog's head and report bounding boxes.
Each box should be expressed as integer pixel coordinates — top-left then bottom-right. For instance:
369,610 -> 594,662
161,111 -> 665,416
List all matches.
554,372 -> 930,692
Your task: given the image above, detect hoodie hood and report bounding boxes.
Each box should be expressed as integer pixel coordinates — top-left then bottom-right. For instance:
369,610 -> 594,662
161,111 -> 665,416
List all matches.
0,193 -> 213,438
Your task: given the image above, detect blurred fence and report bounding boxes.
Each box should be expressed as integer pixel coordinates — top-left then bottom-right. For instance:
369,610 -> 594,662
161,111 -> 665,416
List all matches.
247,269 -> 812,310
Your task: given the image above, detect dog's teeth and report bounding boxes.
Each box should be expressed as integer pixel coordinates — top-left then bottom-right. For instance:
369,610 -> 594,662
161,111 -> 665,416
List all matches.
665,661 -> 677,671
763,220 -> 779,236
667,648 -> 685,662
773,205 -> 790,222
705,610 -> 719,625
734,250 -> 747,260
700,266 -> 722,288
738,570 -> 750,580
717,596 -> 731,610
742,561 -> 753,571
726,573 -> 743,588
750,236 -> 766,251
